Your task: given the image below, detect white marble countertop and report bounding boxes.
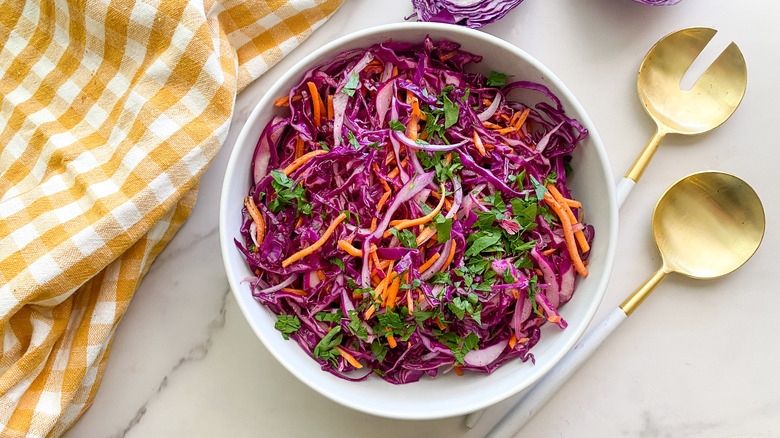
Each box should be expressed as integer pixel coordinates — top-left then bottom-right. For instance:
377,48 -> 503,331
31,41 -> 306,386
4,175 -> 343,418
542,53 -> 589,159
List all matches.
64,1 -> 780,437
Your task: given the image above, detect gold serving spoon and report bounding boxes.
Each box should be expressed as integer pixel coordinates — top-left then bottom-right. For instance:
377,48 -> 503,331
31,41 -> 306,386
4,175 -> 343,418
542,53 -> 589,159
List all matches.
485,171 -> 765,438
616,28 -> 747,207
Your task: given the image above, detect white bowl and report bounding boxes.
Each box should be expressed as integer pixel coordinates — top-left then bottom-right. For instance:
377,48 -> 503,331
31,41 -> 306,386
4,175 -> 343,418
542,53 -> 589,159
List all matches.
219,22 -> 618,420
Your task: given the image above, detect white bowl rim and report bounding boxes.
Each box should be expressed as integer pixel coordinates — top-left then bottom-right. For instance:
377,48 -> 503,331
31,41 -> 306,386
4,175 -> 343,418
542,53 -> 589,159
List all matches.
219,21 -> 618,420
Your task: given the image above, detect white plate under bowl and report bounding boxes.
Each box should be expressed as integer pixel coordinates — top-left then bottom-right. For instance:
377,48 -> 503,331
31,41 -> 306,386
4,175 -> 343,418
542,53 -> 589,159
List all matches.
219,22 -> 618,420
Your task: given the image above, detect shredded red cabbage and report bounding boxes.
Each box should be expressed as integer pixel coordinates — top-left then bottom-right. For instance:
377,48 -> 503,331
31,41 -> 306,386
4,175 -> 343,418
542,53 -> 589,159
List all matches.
237,37 -> 593,384
633,0 -> 682,4
410,0 -> 525,29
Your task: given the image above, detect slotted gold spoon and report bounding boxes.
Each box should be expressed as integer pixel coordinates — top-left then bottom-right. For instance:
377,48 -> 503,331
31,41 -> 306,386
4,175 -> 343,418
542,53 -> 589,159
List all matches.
615,27 -> 747,207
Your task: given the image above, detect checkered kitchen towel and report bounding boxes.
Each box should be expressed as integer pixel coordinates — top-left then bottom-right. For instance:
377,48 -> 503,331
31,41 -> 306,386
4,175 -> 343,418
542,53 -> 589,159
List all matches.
0,0 -> 343,436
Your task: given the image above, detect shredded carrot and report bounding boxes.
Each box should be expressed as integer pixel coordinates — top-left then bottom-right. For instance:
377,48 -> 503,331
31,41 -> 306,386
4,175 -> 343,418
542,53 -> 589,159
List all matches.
283,149 -> 328,176
337,240 -> 363,257
386,276 -> 401,309
243,196 -> 265,248
371,249 -> 381,271
387,334 -> 397,348
282,213 -> 346,267
509,111 -> 521,127
508,336 -> 517,350
514,108 -> 531,132
542,248 -> 557,256
364,306 -> 375,319
406,289 -> 414,313
565,198 -> 582,209
370,217 -> 377,233
282,288 -> 307,296
294,136 -> 304,159
316,270 -> 326,281
418,252 -> 440,273
334,346 -> 363,369
377,190 -> 391,212
274,95 -> 289,106
453,365 -> 463,376
482,120 -> 502,129
384,183 -> 446,237
548,315 -> 562,323
416,227 -> 437,246
307,81 -> 324,127
429,190 -> 453,210
441,241 -> 457,272
497,126 -> 517,135
544,193 -> 588,277
387,166 -> 400,179
546,184 -> 590,253
472,130 -> 486,156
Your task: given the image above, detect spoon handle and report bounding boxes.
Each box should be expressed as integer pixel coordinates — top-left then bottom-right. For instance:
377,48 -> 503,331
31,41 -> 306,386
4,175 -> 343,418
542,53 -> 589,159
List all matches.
484,307 -> 628,438
615,177 -> 635,209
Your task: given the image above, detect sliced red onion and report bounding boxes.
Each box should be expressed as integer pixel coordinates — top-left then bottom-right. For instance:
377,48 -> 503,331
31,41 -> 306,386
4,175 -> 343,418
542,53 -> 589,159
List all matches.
392,130 -> 467,151
256,274 -> 299,294
477,92 -> 502,121
464,338 -> 508,367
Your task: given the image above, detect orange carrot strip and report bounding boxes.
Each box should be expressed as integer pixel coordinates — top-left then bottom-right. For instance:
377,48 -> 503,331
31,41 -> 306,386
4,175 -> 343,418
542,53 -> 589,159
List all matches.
473,130 -> 486,156
282,288 -> 307,296
453,366 -> 463,376
509,110 -> 521,127
407,114 -> 420,141
307,81 -> 323,127
508,336 -> 517,350
283,149 -> 328,176
244,196 -> 265,248
294,136 -> 304,159
282,213 -> 346,267
327,94 -> 334,120
384,183 -> 446,237
497,126 -> 517,135
387,334 -> 397,348
406,289 -> 414,313
565,198 -> 582,209
542,248 -> 557,256
295,216 -> 303,228
546,184 -> 590,253
364,306 -> 375,319
274,95 -> 290,106
334,346 -> 363,369
387,166 -> 400,179
482,121 -> 502,129
316,270 -> 326,281
377,190 -> 391,212
418,252 -> 440,273
386,276 -> 401,309
370,217 -> 378,233
417,227 -> 437,244
441,241 -> 456,272
544,193 -> 588,277
514,108 -> 531,131
337,240 -> 363,257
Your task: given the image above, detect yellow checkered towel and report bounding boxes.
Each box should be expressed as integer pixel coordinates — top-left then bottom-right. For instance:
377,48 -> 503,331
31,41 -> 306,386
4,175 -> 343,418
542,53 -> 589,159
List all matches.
0,0 -> 343,435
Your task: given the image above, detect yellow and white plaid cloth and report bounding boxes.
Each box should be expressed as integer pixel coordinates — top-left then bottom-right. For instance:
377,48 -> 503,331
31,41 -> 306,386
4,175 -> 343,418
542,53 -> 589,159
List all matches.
0,0 -> 343,436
